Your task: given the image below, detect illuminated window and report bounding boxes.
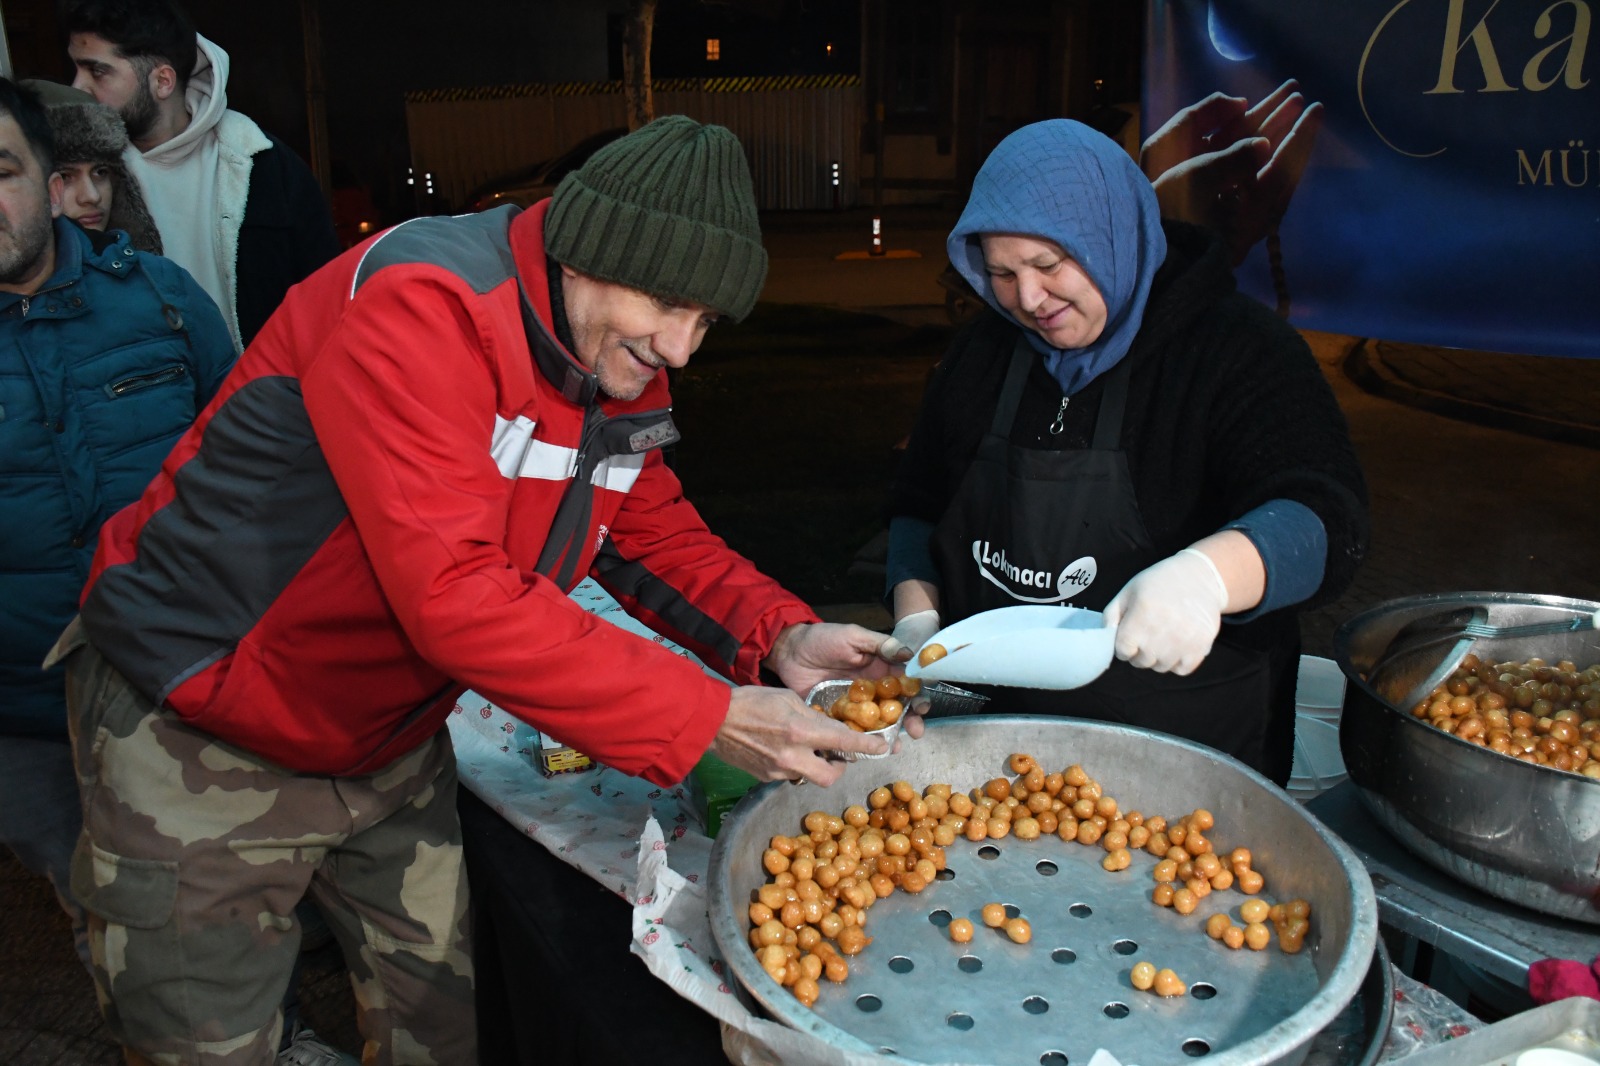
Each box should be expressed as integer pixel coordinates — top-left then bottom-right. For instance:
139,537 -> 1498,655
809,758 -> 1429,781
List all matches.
706,38 -> 721,61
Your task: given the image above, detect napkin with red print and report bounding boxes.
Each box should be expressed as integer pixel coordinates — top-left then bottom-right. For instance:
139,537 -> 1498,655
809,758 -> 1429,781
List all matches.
1529,955 -> 1600,1005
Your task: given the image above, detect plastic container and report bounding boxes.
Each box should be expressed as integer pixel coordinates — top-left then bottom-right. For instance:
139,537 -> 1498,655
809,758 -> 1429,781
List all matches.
1289,655 -> 1350,800
1296,654 -> 1348,719
686,753 -> 759,838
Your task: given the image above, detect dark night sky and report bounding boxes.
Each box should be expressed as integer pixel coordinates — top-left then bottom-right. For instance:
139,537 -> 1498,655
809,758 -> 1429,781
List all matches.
6,0 -> 864,223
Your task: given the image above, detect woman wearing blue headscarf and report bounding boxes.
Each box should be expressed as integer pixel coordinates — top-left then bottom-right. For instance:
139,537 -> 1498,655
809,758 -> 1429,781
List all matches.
882,120 -> 1367,783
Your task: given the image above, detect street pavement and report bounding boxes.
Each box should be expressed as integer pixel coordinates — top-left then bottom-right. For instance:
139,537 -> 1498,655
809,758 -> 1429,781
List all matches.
5,207 -> 1598,1062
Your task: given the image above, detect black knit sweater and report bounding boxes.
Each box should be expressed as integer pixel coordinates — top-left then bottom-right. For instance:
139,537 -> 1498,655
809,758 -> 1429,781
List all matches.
888,221 -> 1369,637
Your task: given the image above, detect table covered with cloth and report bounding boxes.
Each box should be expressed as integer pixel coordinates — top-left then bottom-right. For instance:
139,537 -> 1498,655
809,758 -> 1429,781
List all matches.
449,578 -> 910,1066
449,579 -> 1480,1066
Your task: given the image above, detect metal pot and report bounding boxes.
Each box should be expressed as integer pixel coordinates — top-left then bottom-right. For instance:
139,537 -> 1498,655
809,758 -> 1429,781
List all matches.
708,716 -> 1377,1066
1335,591 -> 1600,924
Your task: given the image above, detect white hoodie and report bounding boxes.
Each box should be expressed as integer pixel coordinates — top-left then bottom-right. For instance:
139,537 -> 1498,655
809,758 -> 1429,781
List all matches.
125,35 -> 268,352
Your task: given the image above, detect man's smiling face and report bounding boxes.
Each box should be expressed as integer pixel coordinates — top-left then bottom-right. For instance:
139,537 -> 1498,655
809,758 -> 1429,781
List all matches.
559,265 -> 719,401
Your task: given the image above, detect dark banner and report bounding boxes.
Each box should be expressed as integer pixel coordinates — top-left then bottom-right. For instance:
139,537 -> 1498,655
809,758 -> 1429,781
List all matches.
1143,0 -> 1597,358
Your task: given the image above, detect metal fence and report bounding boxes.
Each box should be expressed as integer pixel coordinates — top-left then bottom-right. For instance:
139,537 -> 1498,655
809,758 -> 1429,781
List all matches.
405,75 -> 863,212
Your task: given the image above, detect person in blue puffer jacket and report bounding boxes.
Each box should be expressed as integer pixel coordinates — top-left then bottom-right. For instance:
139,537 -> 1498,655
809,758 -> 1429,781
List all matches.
0,76 -> 233,958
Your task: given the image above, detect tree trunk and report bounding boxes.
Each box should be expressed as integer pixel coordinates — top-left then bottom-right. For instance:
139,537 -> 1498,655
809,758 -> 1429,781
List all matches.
299,0 -> 332,202
622,0 -> 656,131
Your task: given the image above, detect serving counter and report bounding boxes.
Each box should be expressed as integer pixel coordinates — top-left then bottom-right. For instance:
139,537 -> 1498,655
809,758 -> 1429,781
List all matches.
448,580 -> 1509,1064
1305,783 -> 1600,986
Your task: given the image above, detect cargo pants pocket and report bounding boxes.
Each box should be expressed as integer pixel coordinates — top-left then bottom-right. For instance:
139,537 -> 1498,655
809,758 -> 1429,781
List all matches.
70,838 -> 204,1057
71,840 -> 179,930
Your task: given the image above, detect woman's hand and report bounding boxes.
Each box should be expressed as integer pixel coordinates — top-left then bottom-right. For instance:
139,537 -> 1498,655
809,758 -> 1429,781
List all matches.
1103,532 -> 1266,675
878,609 -> 940,663
1103,548 -> 1229,675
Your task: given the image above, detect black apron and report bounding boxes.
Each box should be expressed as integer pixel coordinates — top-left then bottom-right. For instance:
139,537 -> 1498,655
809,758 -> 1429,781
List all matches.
930,338 -> 1292,783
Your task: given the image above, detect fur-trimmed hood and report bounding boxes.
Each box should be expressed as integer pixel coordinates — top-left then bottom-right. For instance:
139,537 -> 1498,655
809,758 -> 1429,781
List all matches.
21,80 -> 163,255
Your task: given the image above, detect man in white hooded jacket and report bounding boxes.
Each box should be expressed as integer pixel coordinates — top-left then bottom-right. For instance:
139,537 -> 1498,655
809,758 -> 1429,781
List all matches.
65,0 -> 340,352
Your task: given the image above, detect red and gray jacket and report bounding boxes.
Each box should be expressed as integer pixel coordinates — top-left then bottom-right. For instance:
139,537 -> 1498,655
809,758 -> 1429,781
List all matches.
80,202 -> 817,783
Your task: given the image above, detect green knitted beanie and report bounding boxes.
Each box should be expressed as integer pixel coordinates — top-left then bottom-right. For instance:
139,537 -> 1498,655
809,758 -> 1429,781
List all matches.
544,115 -> 767,322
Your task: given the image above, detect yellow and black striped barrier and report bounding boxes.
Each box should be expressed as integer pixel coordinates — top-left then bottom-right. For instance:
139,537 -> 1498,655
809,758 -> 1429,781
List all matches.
405,73 -> 859,104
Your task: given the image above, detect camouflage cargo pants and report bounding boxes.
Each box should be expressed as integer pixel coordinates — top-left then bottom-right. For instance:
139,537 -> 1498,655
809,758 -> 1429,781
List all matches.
54,622 -> 477,1065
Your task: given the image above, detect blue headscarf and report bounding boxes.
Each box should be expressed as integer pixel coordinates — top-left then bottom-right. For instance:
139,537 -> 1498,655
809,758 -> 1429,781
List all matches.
947,120 -> 1167,396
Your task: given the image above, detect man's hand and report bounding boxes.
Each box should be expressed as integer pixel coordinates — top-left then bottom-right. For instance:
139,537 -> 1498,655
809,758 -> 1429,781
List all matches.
1102,548 -> 1229,676
1141,80 -> 1324,265
763,622 -> 898,697
711,685 -> 889,786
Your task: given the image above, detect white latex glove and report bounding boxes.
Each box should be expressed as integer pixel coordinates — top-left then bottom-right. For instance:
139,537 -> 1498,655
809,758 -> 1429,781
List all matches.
1102,548 -> 1228,675
877,609 -> 941,663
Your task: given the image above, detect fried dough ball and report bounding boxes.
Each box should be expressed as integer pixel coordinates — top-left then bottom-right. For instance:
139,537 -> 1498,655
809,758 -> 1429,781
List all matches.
752,754 -> 1312,1013
1153,968 -> 1187,997
836,926 -> 872,955
1239,899 -> 1270,925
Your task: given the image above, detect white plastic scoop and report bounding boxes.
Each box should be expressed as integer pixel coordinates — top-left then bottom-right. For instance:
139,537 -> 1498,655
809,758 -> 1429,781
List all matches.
904,604 -> 1116,690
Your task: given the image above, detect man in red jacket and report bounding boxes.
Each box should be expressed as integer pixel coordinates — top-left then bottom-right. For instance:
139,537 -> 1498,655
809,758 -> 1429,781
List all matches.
51,116 -> 904,1065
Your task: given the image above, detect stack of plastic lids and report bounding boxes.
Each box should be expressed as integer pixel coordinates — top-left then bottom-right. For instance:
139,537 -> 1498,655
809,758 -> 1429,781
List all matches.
1288,655 -> 1349,801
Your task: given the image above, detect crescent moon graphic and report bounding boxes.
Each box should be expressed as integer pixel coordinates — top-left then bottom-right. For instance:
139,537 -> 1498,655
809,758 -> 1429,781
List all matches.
1207,1 -> 1256,62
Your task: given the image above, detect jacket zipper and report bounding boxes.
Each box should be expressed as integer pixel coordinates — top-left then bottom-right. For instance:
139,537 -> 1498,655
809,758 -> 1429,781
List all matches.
548,402 -> 611,587
19,275 -> 76,317
571,402 -> 605,477
106,365 -> 188,398
539,403 -> 674,586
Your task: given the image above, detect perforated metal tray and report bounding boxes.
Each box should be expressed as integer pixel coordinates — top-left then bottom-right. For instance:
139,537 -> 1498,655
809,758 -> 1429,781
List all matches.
708,716 -> 1378,1066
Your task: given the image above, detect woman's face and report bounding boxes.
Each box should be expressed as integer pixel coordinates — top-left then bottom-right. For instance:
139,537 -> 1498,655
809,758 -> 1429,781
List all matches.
980,234 -> 1108,350
57,162 -> 114,230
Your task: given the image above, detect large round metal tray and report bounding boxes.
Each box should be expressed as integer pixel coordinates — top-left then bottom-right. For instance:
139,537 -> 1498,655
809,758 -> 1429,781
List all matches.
708,716 -> 1378,1066
1302,938 -> 1393,1066
1335,591 -> 1600,924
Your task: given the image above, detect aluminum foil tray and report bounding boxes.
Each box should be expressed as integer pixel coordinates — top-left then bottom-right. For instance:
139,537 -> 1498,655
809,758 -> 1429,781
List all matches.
708,716 -> 1377,1066
807,680 -> 990,762
919,681 -> 991,716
